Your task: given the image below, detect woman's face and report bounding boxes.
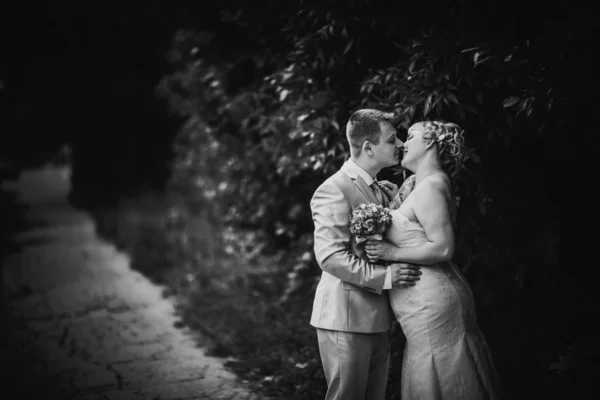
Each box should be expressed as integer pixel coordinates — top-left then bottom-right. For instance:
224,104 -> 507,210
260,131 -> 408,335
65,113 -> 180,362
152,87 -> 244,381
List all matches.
401,125 -> 428,171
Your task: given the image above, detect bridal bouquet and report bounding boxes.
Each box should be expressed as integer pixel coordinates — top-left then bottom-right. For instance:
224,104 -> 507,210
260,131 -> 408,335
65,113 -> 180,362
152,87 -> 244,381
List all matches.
349,203 -> 392,244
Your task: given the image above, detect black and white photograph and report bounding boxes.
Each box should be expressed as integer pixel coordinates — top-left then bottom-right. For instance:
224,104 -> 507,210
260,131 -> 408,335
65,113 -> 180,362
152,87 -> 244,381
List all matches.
1,1 -> 597,399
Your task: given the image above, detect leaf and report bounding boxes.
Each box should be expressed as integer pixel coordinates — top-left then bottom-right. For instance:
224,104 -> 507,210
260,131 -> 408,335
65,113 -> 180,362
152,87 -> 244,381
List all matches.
309,92 -> 331,109
279,89 -> 290,101
473,51 -> 488,65
461,46 -> 480,53
474,57 -> 491,67
423,94 -> 433,116
343,40 -> 354,55
408,105 -> 416,118
516,99 -> 528,113
465,105 -> 477,114
502,96 -> 520,108
447,91 -> 459,105
384,72 -> 392,84
478,200 -> 486,216
408,60 -> 416,73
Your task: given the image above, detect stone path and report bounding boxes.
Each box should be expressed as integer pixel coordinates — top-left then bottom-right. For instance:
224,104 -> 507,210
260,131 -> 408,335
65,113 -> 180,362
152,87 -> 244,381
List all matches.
1,165 -> 262,400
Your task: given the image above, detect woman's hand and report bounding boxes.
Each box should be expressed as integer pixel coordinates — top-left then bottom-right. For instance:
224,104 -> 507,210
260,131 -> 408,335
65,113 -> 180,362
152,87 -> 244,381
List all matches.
365,239 -> 397,262
377,180 -> 399,201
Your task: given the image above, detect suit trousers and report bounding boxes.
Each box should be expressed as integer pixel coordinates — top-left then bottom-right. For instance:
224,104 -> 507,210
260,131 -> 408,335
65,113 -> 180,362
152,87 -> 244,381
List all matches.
317,328 -> 390,400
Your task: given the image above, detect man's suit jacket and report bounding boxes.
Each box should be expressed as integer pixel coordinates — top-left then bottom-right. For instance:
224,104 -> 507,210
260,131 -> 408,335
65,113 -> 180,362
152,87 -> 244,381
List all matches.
310,161 -> 393,333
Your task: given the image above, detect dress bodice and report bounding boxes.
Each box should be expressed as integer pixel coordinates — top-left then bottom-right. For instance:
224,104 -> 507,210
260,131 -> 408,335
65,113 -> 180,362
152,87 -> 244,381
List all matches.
386,208 -> 429,248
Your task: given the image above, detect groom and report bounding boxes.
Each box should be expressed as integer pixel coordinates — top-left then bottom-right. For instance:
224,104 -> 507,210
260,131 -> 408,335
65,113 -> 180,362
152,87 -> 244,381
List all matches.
310,109 -> 422,400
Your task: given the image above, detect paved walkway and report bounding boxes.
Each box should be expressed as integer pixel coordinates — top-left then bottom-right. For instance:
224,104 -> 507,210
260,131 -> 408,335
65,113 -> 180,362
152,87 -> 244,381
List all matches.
1,165 -> 261,400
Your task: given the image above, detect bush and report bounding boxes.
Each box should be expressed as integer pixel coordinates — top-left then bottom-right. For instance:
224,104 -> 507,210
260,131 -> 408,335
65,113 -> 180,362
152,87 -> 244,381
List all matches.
156,2 -> 577,314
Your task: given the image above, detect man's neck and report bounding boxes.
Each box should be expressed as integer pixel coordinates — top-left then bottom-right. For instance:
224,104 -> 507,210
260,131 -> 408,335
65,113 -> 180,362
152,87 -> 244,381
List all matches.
350,156 -> 380,179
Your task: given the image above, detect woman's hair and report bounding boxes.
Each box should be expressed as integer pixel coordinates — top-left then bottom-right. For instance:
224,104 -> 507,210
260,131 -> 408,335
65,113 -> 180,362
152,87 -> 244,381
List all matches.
409,120 -> 469,180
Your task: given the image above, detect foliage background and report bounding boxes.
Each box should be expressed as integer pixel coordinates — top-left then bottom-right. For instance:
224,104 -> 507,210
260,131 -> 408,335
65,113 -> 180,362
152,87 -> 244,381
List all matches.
3,1 -> 598,399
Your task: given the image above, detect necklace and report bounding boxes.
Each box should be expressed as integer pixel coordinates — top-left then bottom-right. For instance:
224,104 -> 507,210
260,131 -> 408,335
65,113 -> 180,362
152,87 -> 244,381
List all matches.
416,170 -> 441,185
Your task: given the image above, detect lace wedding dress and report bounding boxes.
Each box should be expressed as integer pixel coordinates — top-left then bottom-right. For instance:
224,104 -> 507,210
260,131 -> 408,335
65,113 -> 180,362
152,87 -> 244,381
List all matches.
387,176 -> 503,399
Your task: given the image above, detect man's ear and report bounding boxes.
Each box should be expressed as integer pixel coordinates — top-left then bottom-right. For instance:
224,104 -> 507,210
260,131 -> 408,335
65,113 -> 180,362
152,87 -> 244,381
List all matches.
362,141 -> 373,155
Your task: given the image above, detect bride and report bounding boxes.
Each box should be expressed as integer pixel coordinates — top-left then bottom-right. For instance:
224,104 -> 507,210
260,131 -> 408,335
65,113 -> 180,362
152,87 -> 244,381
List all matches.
365,121 -> 504,399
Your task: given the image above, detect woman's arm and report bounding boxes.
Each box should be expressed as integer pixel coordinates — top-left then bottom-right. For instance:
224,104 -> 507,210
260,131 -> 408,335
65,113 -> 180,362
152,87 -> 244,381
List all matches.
366,179 -> 455,265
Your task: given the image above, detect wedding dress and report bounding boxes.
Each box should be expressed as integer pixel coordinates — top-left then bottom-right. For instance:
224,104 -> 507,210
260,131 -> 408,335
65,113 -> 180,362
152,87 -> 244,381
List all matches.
387,187 -> 503,399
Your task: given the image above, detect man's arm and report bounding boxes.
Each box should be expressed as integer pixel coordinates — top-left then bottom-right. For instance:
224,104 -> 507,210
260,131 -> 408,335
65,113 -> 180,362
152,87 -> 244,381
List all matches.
311,180 -> 387,294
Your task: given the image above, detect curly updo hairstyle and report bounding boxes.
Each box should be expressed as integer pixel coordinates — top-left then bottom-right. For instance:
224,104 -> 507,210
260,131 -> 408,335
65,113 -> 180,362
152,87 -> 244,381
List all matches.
409,120 -> 470,181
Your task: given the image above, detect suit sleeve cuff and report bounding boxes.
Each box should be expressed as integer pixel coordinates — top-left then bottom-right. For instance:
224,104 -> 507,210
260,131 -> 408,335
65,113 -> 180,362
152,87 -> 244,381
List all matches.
383,265 -> 392,290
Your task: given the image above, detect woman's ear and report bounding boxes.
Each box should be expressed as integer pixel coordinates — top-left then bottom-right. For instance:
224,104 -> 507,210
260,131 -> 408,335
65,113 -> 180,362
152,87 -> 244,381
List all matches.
425,138 -> 435,149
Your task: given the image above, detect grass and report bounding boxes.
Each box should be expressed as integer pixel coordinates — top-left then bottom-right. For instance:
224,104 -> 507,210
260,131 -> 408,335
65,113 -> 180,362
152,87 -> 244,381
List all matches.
86,191 -> 594,400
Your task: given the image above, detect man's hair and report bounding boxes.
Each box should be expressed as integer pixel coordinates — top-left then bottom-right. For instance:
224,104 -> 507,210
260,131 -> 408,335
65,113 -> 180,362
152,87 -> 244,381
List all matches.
346,109 -> 396,156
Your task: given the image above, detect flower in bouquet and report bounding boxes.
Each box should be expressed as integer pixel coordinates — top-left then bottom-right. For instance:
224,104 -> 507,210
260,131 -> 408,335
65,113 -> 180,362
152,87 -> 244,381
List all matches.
349,203 -> 393,244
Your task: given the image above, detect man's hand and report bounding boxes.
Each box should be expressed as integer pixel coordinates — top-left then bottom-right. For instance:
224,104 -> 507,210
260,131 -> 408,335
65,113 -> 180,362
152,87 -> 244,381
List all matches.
391,263 -> 421,288
377,180 -> 399,201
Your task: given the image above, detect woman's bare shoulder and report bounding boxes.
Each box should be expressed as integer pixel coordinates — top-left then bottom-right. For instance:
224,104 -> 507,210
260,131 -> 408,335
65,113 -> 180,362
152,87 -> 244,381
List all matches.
415,173 -> 450,194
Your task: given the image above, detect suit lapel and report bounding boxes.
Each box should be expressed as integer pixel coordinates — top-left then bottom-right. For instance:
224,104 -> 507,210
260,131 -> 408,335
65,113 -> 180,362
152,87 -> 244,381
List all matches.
354,176 -> 379,204
340,162 -> 379,204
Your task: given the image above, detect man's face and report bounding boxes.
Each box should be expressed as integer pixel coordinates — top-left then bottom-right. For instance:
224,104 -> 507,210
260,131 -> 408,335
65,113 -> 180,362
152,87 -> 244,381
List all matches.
370,121 -> 403,168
